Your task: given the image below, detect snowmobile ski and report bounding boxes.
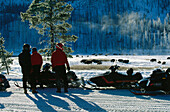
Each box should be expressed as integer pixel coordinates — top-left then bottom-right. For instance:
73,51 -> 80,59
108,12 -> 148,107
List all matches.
87,80 -> 98,87
129,89 -> 168,96
81,84 -> 116,90
14,81 -> 24,88
14,81 -> 31,89
81,80 -> 116,90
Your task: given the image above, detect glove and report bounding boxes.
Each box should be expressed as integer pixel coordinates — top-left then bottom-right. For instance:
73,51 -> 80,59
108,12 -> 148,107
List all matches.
67,66 -> 70,71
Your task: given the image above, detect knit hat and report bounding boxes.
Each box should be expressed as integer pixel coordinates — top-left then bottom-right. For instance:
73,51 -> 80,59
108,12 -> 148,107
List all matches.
56,43 -> 64,50
23,44 -> 31,51
32,47 -> 37,52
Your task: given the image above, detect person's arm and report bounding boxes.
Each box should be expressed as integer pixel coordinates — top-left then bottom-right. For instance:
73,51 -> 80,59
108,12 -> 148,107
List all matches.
31,55 -> 33,66
18,54 -> 23,67
66,60 -> 70,71
51,53 -> 54,68
64,53 -> 70,71
40,54 -> 43,67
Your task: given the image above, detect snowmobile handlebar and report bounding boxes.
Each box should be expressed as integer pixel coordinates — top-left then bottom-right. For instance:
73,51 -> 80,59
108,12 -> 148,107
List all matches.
166,68 -> 170,73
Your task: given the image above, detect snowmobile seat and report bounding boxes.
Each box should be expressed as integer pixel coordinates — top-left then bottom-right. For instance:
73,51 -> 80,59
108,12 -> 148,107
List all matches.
132,72 -> 143,80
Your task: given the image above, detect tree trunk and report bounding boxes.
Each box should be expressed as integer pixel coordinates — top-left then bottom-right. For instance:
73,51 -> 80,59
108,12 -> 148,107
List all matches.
50,23 -> 55,53
50,0 -> 55,53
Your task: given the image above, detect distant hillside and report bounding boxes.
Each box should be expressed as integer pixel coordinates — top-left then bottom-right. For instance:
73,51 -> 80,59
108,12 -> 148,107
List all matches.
0,0 -> 169,55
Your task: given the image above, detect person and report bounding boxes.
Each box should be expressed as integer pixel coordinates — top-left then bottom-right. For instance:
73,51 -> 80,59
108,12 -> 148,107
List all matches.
51,43 -> 70,93
31,47 -> 43,93
127,68 -> 133,77
18,44 -> 32,94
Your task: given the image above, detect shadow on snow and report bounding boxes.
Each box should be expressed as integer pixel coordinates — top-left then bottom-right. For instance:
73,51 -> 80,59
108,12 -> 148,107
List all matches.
0,91 -> 13,109
26,88 -> 106,112
99,89 -> 170,101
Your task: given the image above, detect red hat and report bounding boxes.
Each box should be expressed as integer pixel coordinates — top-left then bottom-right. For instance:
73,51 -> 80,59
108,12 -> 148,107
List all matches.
56,43 -> 64,50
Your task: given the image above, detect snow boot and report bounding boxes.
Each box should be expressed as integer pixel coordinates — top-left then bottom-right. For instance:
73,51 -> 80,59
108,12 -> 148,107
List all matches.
64,90 -> 68,93
56,90 -> 61,93
56,87 -> 61,93
64,89 -> 68,93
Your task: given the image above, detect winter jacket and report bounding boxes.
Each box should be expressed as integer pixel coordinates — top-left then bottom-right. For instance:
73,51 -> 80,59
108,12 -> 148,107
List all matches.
51,48 -> 69,68
31,51 -> 43,66
18,50 -> 32,73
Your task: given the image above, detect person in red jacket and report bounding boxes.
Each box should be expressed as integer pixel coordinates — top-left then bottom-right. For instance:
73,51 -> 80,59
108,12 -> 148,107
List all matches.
51,43 -> 70,93
31,47 -> 43,93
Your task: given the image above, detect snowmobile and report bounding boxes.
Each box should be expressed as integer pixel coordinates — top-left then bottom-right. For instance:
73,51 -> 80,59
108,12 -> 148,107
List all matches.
38,63 -> 81,88
84,65 -> 143,89
0,74 -> 10,91
129,68 -> 170,95
15,63 -> 81,88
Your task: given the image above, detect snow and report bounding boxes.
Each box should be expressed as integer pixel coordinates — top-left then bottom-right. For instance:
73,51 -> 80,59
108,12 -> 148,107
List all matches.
1,55 -> 170,112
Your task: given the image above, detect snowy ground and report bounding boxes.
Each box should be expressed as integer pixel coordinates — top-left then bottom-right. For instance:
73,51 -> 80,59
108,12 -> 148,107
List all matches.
1,55 -> 170,112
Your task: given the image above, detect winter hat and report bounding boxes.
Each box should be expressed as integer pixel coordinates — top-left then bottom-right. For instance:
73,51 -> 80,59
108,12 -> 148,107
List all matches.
23,44 -> 31,51
32,47 -> 37,52
56,43 -> 64,50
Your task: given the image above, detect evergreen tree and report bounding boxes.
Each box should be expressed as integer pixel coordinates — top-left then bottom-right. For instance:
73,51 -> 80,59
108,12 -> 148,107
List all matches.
20,0 -> 78,56
0,34 -> 13,74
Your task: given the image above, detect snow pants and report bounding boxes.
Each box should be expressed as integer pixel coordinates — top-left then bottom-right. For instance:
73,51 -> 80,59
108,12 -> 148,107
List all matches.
21,67 -> 31,89
53,65 -> 68,92
30,65 -> 41,89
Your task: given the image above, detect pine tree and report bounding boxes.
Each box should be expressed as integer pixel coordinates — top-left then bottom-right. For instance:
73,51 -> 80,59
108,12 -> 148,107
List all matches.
0,34 -> 13,74
20,0 -> 78,56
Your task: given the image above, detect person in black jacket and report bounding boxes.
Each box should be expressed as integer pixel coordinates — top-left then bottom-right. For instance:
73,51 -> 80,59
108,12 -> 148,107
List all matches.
18,44 -> 32,94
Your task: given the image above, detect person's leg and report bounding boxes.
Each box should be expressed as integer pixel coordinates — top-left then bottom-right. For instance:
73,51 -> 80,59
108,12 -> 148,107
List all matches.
56,75 -> 61,93
36,65 -> 43,88
23,75 -> 27,94
53,66 -> 62,93
22,69 -> 27,94
31,76 -> 37,93
57,65 -> 68,93
63,75 -> 68,93
61,66 -> 68,93
31,66 -> 38,93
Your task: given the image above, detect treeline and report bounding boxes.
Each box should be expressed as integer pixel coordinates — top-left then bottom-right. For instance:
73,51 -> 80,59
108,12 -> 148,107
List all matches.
0,0 -> 169,54
118,12 -> 170,50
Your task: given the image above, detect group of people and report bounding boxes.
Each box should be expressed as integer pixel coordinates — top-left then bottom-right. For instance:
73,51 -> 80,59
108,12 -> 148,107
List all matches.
18,43 -> 70,94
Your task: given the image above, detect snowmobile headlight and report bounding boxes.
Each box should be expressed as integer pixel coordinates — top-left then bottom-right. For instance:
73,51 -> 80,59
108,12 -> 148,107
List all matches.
162,77 -> 166,79
138,80 -> 140,83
